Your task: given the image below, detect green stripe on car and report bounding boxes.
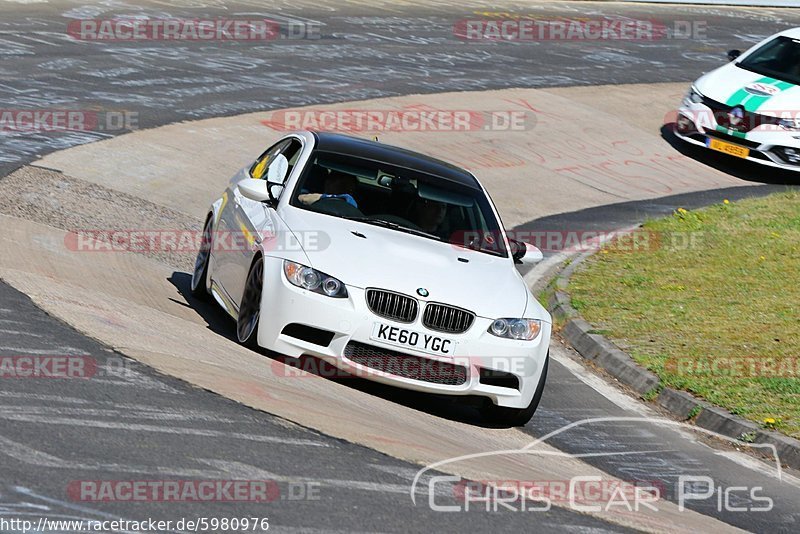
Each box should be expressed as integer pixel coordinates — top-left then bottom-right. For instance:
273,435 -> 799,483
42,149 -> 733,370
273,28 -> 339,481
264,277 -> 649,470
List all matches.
725,77 -> 795,111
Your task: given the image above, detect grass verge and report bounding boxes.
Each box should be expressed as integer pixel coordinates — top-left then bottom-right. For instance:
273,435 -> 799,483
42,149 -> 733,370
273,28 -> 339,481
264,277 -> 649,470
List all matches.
568,191 -> 800,438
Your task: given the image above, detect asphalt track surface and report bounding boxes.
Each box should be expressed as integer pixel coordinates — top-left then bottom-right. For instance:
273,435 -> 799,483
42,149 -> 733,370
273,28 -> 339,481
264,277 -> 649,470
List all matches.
2,1 -> 800,533
3,0 -> 800,176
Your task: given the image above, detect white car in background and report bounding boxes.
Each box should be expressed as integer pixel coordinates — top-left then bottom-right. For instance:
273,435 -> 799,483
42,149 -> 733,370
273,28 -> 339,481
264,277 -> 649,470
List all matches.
675,27 -> 800,171
191,131 -> 550,425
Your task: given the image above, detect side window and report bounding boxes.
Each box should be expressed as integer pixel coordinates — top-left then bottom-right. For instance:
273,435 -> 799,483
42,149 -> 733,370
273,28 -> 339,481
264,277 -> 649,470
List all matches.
282,140 -> 303,178
250,140 -> 286,180
250,139 -> 303,182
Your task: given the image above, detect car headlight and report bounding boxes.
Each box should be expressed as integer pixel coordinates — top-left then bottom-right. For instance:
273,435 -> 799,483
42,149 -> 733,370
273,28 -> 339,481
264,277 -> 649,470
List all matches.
283,260 -> 348,298
683,86 -> 704,106
779,118 -> 800,131
488,318 -> 542,341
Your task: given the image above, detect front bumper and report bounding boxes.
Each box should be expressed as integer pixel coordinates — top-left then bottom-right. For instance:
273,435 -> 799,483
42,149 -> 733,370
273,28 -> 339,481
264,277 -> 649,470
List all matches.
675,101 -> 800,172
257,256 -> 551,409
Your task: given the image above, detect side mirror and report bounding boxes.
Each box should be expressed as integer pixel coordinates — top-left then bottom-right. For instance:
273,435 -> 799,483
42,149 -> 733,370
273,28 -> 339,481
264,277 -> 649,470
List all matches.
509,239 -> 543,265
242,154 -> 289,204
238,178 -> 273,202
727,49 -> 741,62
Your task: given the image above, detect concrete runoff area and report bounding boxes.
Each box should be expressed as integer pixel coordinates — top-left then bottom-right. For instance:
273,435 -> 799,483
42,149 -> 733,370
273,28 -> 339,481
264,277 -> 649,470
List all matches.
35,84 -> 745,228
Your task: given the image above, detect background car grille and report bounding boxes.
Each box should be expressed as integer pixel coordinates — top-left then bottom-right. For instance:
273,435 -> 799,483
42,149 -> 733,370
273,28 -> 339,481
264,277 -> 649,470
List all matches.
344,341 -> 467,386
701,95 -> 780,133
365,289 -> 418,323
422,303 -> 475,334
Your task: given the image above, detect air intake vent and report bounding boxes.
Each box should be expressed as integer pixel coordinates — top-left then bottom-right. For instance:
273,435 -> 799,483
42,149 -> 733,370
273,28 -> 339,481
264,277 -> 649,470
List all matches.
479,367 -> 520,390
280,323 -> 335,347
344,341 -> 467,386
422,303 -> 475,334
365,289 -> 418,323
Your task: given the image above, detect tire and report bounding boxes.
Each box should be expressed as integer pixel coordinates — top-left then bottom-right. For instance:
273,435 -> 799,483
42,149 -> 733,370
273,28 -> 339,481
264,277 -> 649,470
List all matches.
482,352 -> 549,427
190,216 -> 213,300
237,255 -> 264,349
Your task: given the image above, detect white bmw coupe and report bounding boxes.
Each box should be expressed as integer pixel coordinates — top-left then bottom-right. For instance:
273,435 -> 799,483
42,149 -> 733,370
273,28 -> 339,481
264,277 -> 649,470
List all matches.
675,28 -> 800,171
191,131 -> 550,425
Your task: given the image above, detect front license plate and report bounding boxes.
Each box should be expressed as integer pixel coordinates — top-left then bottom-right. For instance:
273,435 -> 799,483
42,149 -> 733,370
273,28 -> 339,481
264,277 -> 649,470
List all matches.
370,323 -> 455,356
706,137 -> 750,159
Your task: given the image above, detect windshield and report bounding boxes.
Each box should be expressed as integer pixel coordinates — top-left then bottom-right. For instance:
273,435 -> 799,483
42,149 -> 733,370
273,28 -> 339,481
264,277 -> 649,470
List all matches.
738,36 -> 800,86
290,151 -> 508,257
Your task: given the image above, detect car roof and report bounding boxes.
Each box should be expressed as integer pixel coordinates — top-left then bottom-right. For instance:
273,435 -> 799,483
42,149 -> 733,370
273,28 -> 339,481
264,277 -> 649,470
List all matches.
777,27 -> 800,40
311,131 -> 480,189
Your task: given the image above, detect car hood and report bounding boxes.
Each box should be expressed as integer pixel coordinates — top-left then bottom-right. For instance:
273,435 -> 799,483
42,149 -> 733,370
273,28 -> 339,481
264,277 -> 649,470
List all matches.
277,207 -> 532,319
695,63 -> 800,114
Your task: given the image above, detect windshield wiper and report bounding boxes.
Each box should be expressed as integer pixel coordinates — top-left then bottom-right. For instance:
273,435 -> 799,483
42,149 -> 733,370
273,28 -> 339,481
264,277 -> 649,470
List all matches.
344,216 -> 441,240
450,239 -> 506,257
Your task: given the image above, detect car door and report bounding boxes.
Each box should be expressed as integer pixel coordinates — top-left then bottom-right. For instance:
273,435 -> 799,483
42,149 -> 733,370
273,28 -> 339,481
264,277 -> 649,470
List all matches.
218,138 -> 303,309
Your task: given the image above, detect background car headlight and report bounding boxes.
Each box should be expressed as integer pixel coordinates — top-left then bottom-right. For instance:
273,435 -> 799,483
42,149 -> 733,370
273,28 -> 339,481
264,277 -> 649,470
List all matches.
283,260 -> 348,298
683,86 -> 704,105
488,318 -> 542,341
779,118 -> 800,131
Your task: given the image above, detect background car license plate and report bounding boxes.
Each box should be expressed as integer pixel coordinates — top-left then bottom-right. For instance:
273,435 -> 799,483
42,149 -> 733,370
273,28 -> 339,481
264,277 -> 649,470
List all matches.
706,137 -> 750,159
370,323 -> 455,356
